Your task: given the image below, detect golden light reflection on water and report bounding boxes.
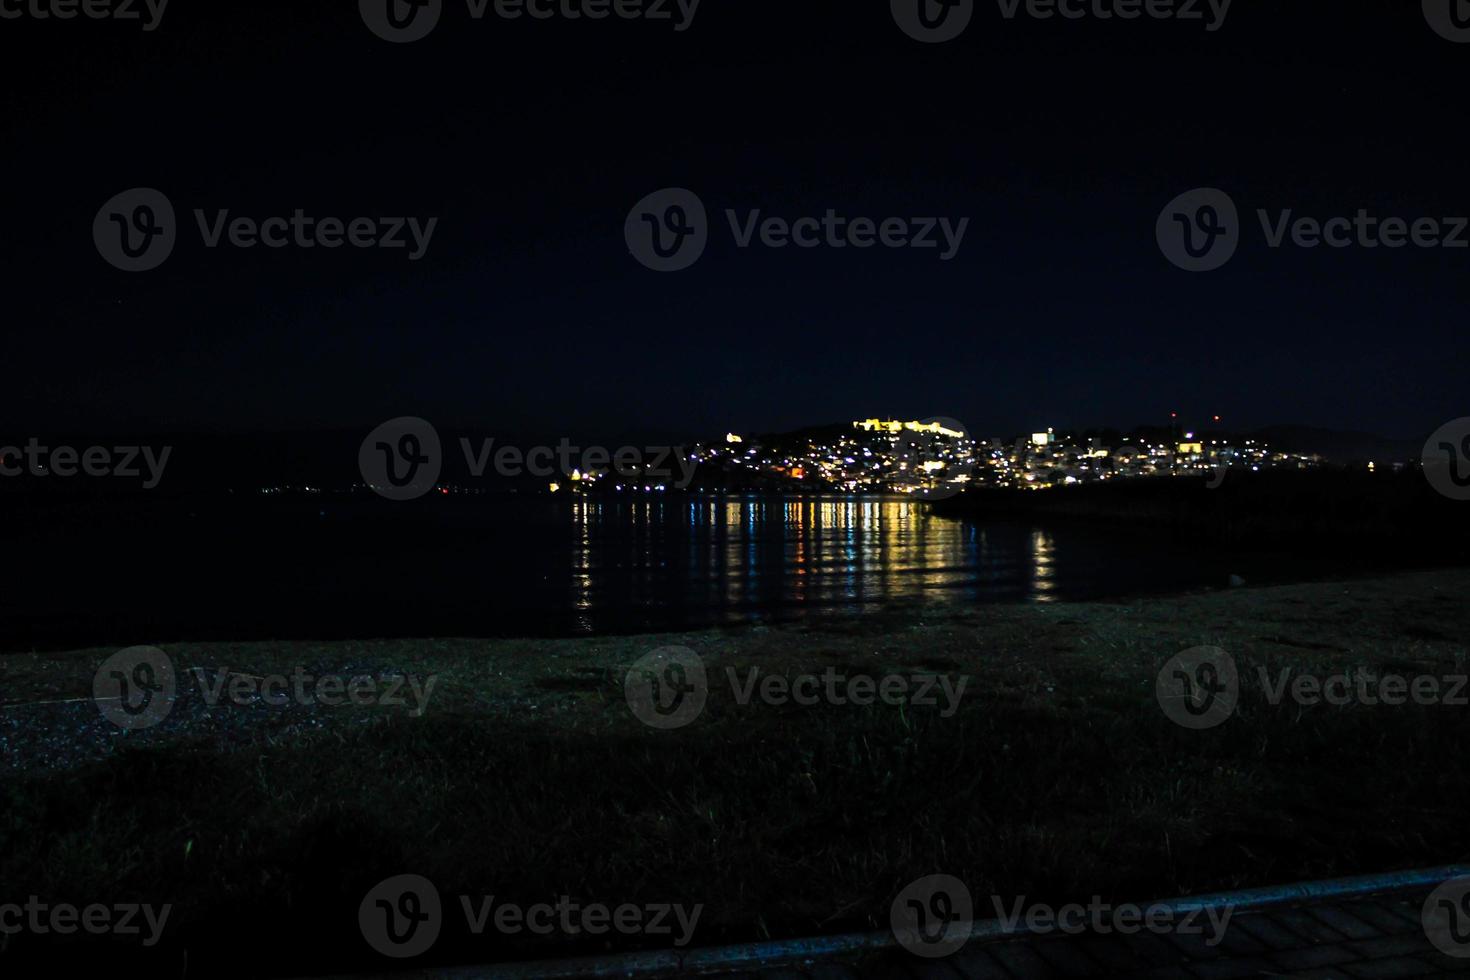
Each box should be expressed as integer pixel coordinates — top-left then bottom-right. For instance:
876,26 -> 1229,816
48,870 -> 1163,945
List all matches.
572,497 -> 593,630
566,495 -> 1068,610
1029,527 -> 1057,603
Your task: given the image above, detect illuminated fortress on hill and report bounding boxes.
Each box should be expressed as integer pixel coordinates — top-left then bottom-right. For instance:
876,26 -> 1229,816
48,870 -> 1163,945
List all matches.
852,418 -> 966,439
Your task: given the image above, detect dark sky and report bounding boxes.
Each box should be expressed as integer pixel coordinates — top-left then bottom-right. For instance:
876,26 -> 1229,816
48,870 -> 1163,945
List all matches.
2,0 -> 1466,442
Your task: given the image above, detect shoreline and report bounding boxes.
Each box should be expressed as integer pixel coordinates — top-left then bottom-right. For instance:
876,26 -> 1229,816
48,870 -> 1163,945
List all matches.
4,565 -> 1469,767
7,470 -> 1457,656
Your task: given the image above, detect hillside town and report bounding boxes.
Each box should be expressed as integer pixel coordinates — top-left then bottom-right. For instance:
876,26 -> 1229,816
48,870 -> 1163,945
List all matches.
682,418 -> 1326,496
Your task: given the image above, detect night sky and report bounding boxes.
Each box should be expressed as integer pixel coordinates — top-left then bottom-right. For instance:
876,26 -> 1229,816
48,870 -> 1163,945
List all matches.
2,0 -> 1466,442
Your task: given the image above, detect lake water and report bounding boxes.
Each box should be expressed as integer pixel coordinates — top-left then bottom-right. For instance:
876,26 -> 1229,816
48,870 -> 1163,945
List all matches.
0,492 -> 1334,651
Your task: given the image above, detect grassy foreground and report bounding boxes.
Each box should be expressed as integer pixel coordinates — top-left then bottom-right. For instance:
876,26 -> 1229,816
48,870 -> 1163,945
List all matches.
2,570 -> 1469,976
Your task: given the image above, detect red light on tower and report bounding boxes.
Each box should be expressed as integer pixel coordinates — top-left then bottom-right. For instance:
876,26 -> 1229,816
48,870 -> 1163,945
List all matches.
1213,415 -> 1221,422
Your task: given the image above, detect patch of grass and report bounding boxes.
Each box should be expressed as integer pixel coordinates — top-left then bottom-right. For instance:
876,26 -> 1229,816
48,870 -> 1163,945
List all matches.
1,570 -> 1468,976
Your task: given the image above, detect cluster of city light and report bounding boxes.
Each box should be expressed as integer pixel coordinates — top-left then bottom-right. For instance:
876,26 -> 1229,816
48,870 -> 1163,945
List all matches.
691,420 -> 975,494
690,420 -> 1324,493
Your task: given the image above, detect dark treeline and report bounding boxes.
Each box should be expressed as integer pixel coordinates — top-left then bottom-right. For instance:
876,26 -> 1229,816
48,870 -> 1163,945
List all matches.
930,470 -> 1470,567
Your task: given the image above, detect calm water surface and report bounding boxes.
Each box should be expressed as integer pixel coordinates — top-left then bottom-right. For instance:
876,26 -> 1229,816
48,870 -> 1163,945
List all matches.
1,493 -> 1336,650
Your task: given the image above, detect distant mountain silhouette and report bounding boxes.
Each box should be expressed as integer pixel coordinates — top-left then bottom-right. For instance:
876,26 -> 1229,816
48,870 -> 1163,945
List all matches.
1250,425 -> 1421,464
